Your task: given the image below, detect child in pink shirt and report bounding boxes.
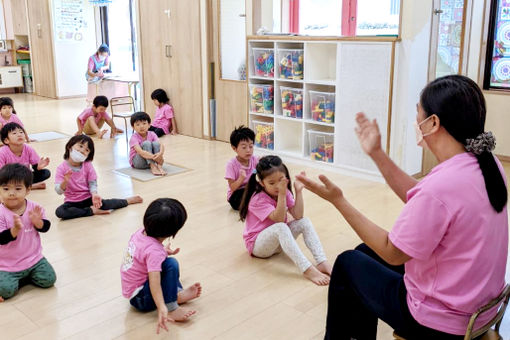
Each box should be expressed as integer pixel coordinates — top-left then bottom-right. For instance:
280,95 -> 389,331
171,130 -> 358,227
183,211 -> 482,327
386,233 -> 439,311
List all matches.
0,123 -> 50,190
75,95 -> 123,139
121,198 -> 201,334
149,89 -> 177,137
129,112 -> 166,176
0,163 -> 56,301
55,135 -> 142,220
239,155 -> 331,286
0,97 -> 30,142
225,126 -> 258,210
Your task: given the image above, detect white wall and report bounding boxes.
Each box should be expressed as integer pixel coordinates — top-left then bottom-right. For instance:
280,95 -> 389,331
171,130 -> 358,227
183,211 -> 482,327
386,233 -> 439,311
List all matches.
50,0 -> 96,98
389,0 -> 433,174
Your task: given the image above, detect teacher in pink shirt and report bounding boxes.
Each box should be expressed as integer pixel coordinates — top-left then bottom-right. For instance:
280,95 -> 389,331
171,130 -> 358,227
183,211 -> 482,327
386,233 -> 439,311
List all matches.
298,75 -> 508,339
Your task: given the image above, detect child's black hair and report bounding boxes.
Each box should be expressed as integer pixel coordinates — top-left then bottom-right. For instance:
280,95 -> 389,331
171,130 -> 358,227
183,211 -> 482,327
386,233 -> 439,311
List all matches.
151,89 -> 170,104
130,111 -> 151,126
63,135 -> 95,162
144,198 -> 188,238
1,122 -> 25,143
239,155 -> 292,221
92,95 -> 109,108
0,163 -> 33,188
0,97 -> 16,114
230,125 -> 255,148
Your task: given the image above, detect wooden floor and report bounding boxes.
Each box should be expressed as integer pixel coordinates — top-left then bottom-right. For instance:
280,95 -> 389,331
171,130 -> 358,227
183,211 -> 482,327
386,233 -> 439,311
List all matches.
1,94 -> 509,340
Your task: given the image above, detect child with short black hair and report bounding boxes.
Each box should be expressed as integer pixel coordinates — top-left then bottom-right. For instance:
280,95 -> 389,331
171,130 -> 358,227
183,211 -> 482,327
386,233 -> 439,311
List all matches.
0,163 -> 56,301
121,198 -> 201,334
55,135 -> 142,220
0,123 -> 50,190
225,125 -> 258,210
129,112 -> 166,176
75,95 -> 123,139
149,89 -> 177,137
0,97 -> 31,142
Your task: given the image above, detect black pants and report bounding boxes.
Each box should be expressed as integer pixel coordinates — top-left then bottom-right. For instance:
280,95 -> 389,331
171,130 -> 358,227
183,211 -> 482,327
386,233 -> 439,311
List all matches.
325,244 -> 466,340
55,197 -> 128,220
32,168 -> 50,184
149,126 -> 165,138
228,187 -> 245,210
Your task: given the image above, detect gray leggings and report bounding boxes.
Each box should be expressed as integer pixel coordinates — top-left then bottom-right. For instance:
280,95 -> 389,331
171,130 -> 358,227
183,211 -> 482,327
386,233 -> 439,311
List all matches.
252,217 -> 327,273
132,141 -> 161,169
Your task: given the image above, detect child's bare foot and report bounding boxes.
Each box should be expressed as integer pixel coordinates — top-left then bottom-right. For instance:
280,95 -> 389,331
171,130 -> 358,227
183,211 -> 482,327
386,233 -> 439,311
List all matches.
127,195 -> 143,205
177,283 -> 202,304
150,163 -> 163,176
91,206 -> 112,215
167,307 -> 196,322
99,129 -> 108,139
303,265 -> 330,286
115,128 -> 124,133
156,164 -> 167,176
316,261 -> 333,276
0,296 -> 4,302
32,182 -> 46,190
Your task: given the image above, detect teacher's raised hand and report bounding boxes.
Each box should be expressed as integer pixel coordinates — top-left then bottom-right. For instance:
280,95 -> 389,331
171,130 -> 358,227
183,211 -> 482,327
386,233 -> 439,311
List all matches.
355,112 -> 382,156
295,173 -> 343,206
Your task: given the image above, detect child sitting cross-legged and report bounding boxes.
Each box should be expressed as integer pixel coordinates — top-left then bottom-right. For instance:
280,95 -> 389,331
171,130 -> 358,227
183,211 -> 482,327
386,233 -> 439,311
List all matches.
129,112 -> 166,176
0,163 -> 56,301
121,198 -> 202,334
0,123 -> 50,190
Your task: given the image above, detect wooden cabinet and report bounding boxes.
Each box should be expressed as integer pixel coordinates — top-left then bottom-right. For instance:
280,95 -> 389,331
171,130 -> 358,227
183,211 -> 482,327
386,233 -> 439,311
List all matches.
9,0 -> 28,35
138,0 -> 203,138
26,0 -> 56,98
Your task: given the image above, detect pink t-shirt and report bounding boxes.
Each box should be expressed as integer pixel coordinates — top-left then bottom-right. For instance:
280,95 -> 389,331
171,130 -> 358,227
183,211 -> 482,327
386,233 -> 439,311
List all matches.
0,114 -> 24,128
78,107 -> 112,126
389,152 -> 508,335
225,155 -> 259,200
120,228 -> 168,298
87,54 -> 109,72
129,131 -> 159,166
0,200 -> 47,272
243,189 -> 295,254
55,161 -> 97,202
0,144 -> 39,169
152,104 -> 174,135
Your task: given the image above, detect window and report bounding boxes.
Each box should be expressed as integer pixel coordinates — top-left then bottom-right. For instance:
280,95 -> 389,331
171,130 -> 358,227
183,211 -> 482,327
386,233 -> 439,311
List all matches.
299,0 -> 342,36
484,0 -> 510,90
356,0 -> 400,36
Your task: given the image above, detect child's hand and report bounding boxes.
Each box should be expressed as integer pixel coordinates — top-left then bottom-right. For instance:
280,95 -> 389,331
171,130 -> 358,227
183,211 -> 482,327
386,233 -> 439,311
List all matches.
110,130 -> 116,138
11,215 -> 22,238
239,169 -> 247,180
28,206 -> 44,228
294,171 -> 306,193
170,129 -> 177,135
75,130 -> 83,136
165,243 -> 180,256
92,194 -> 103,209
63,169 -> 73,183
156,305 -> 169,334
37,157 -> 50,170
277,176 -> 289,193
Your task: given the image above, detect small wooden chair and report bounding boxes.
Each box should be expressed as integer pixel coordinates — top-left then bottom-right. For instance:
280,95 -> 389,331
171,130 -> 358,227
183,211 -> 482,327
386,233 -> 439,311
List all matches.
110,96 -> 135,146
393,284 -> 510,340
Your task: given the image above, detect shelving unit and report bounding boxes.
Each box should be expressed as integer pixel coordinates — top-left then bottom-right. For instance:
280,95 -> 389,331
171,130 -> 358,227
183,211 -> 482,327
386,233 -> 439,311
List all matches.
247,36 -> 397,177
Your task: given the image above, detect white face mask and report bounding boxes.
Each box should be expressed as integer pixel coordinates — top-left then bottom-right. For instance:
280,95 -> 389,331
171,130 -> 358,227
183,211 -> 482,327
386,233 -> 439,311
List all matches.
99,55 -> 106,61
414,115 -> 434,148
70,149 -> 87,163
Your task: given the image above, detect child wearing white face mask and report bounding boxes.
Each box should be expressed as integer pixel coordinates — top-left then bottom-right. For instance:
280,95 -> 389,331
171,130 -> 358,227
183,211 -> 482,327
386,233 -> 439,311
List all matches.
54,135 -> 143,220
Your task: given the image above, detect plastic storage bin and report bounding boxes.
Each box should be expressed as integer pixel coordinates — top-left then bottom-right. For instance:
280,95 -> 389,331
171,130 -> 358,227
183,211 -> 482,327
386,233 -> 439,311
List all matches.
252,120 -> 275,150
278,49 -> 304,80
17,59 -> 31,76
252,48 -> 274,78
249,84 -> 274,114
309,90 -> 335,123
308,130 -> 334,163
280,86 -> 303,118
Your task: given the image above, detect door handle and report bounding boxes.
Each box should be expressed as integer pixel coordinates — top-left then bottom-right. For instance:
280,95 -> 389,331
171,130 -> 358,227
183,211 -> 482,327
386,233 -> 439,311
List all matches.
433,9 -> 443,15
37,24 -> 42,37
165,45 -> 172,58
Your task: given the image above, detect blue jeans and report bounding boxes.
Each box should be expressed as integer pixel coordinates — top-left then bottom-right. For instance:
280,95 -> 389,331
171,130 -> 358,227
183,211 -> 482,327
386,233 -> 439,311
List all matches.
129,257 -> 182,312
325,244 -> 465,340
